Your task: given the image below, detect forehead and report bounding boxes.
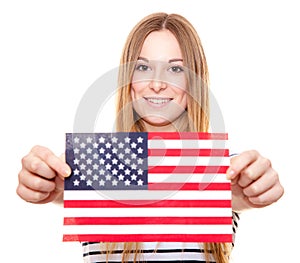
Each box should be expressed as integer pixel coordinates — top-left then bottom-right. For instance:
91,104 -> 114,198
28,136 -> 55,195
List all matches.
139,30 -> 182,61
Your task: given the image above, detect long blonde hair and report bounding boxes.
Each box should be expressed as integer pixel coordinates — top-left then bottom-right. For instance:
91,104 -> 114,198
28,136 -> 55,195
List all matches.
110,12 -> 231,263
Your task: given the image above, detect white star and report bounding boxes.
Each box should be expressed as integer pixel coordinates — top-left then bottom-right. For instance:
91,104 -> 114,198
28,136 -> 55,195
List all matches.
86,158 -> 92,165
124,158 -> 131,165
137,179 -> 144,186
105,163 -> 112,170
118,163 -> 125,170
73,158 -> 79,165
137,137 -> 144,143
86,169 -> 92,175
80,174 -> 86,181
118,174 -> 124,181
74,148 -> 80,154
86,137 -> 93,143
93,174 -> 99,180
124,179 -> 131,186
125,168 -> 131,175
80,163 -> 86,170
131,153 -> 137,159
112,179 -> 118,186
125,148 -> 131,154
105,153 -> 111,159
131,142 -> 137,149
112,168 -> 118,175
118,142 -> 124,148
137,158 -> 144,165
80,142 -> 86,148
124,137 -> 131,143
93,163 -> 99,170
131,163 -> 137,170
112,137 -> 118,143
105,142 -> 112,149
74,168 -> 80,175
137,168 -> 143,175
99,169 -> 105,175
74,137 -> 80,143
112,148 -> 118,154
99,158 -> 105,165
99,179 -> 105,186
93,153 -> 99,159
86,180 -> 92,186
131,174 -> 137,181
118,153 -> 124,159
99,147 -> 105,154
86,148 -> 92,154
105,174 -> 112,181
112,158 -> 118,165
73,179 -> 80,186
99,136 -> 105,143
80,153 -> 86,159
137,147 -> 143,154
93,142 -> 99,148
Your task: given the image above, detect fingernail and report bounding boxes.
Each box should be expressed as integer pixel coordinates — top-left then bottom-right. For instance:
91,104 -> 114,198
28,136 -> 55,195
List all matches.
226,169 -> 236,180
63,166 -> 71,177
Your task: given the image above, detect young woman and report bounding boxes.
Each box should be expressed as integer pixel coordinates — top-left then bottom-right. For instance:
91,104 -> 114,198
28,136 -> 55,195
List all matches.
17,13 -> 284,263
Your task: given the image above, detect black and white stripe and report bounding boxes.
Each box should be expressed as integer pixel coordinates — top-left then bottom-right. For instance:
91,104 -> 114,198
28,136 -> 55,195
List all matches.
81,212 -> 239,262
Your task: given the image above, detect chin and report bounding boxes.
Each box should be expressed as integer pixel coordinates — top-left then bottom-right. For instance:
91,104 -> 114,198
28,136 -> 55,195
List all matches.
144,117 -> 171,127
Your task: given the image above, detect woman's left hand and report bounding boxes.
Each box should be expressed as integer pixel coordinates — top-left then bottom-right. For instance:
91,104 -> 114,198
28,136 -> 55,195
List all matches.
227,150 -> 284,212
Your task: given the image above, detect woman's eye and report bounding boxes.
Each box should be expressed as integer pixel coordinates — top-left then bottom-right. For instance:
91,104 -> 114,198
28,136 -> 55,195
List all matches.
169,66 -> 184,73
135,64 -> 150,71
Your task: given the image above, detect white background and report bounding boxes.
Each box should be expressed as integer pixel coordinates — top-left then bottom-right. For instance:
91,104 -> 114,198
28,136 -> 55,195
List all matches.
1,0 -> 299,262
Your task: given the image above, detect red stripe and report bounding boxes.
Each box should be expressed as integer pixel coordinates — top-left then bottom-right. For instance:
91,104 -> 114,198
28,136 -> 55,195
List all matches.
148,183 -> 231,191
63,234 -> 233,242
148,132 -> 228,140
148,148 -> 229,157
64,216 -> 232,225
148,165 -> 229,174
64,199 -> 231,208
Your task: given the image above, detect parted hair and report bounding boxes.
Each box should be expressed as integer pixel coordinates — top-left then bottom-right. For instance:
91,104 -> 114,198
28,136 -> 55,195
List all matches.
112,12 -> 231,263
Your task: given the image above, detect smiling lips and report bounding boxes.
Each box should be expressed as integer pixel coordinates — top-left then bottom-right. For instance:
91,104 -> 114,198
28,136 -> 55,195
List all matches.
144,97 -> 173,107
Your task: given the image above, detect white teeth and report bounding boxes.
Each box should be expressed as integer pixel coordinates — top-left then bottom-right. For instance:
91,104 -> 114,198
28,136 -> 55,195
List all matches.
146,98 -> 171,104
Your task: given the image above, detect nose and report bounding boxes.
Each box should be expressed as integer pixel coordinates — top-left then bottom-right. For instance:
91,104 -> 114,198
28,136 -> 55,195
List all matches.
149,79 -> 167,92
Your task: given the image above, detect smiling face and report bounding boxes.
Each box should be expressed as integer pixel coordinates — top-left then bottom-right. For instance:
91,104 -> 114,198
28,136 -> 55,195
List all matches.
131,30 -> 187,132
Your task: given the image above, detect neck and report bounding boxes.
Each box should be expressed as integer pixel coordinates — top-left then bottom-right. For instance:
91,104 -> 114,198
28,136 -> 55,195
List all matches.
142,121 -> 177,132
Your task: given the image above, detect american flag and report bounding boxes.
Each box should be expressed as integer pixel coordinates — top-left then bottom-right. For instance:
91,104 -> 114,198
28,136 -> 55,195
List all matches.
63,132 -> 232,242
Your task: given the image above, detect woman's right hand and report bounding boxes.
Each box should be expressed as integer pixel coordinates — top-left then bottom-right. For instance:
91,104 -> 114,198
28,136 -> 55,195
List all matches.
17,145 -> 71,205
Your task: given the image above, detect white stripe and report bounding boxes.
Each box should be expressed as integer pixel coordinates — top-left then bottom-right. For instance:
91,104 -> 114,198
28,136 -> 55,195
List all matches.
84,252 -> 207,262
142,251 -> 207,261
63,207 -> 232,217
64,190 -> 232,201
148,139 -> 227,149
83,242 -> 209,261
63,224 -> 232,235
148,156 -> 229,166
148,173 -> 229,183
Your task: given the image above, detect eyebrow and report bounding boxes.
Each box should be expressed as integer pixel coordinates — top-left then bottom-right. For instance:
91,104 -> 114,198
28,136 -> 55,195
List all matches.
169,58 -> 183,63
137,57 -> 183,63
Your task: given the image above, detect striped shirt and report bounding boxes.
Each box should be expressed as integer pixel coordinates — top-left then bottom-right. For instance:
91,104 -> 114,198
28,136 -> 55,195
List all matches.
81,212 -> 239,263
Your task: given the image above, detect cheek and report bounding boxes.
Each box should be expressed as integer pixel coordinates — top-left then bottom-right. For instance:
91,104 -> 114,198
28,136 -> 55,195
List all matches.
131,83 -> 146,101
182,93 -> 188,108
173,86 -> 187,108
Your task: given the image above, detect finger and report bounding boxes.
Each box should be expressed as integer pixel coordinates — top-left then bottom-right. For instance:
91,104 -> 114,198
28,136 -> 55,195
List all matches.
22,155 -> 57,180
242,168 -> 278,197
248,182 -> 284,207
30,145 -> 71,178
16,183 -> 50,203
237,156 -> 272,188
54,174 -> 65,192
227,150 -> 259,179
18,169 -> 56,193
